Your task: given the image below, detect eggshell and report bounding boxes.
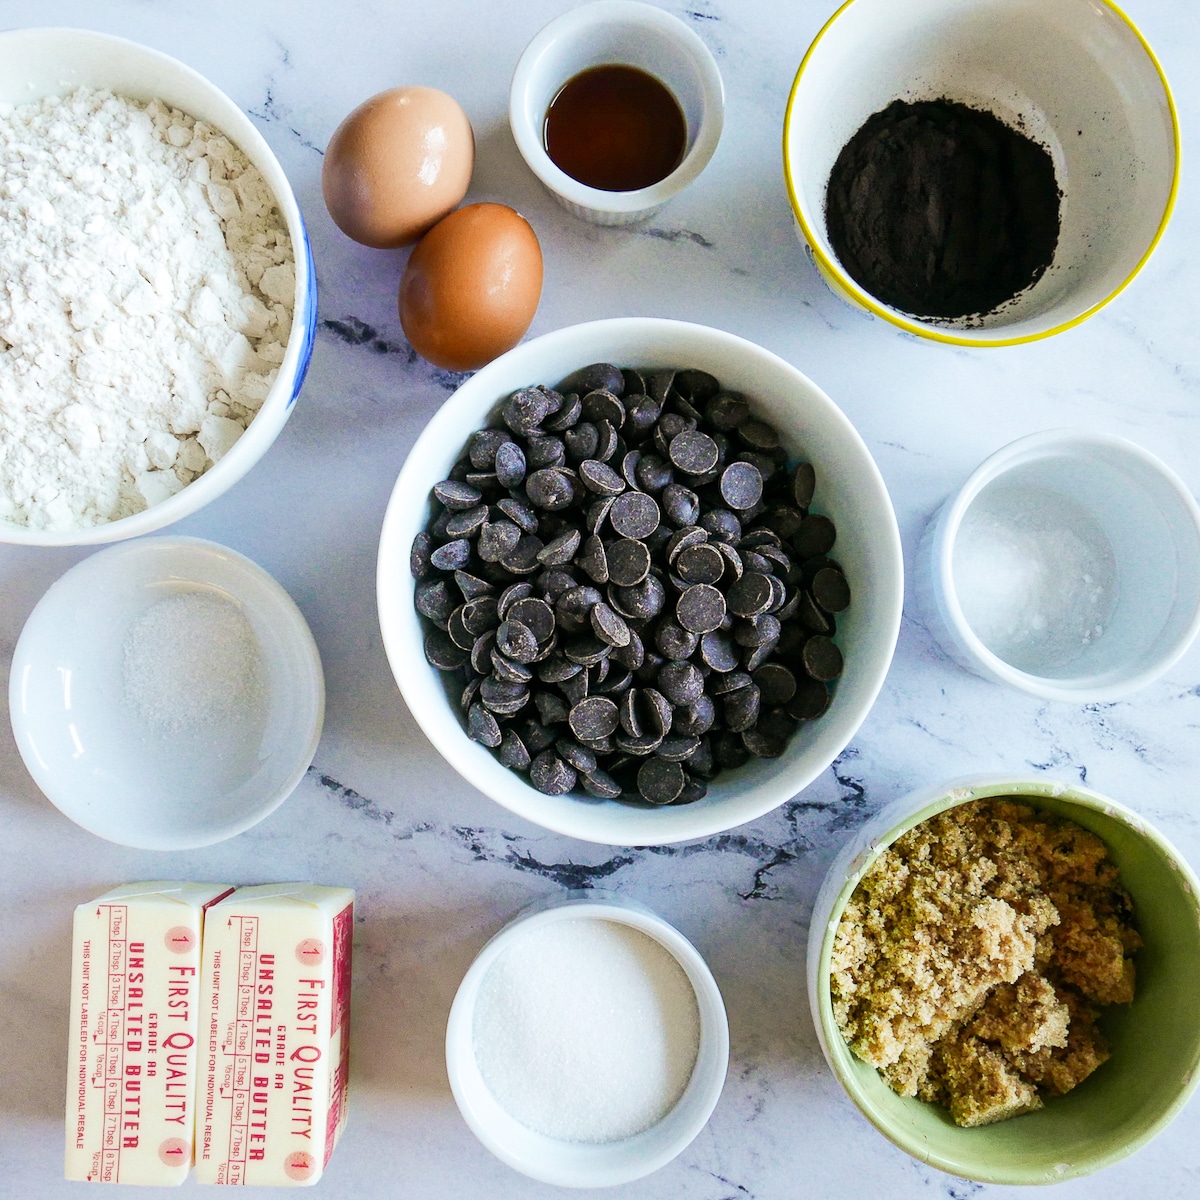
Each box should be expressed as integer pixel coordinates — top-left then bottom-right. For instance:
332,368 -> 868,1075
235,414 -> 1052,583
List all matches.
322,86 -> 474,249
399,203 -> 543,372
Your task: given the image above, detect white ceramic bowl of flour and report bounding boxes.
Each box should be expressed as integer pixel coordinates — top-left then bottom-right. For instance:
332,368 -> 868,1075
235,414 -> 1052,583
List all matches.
914,430 -> 1200,701
8,536 -> 325,849
446,892 -> 729,1187
0,28 -> 317,546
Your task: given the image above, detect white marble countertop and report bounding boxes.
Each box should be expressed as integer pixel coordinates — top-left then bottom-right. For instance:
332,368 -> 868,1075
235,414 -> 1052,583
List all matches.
3,0 -> 1199,1196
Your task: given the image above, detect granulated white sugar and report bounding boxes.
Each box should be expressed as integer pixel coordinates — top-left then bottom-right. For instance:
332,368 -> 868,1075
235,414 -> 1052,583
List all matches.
0,87 -> 294,530
123,591 -> 263,735
953,484 -> 1117,673
472,917 -> 701,1143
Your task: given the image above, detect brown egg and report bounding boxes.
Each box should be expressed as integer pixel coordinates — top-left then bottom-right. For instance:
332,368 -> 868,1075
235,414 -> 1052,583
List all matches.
322,86 -> 474,248
399,203 -> 543,372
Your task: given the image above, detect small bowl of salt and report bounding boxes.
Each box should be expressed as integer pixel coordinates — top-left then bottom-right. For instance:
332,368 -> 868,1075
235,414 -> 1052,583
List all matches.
915,430 -> 1200,701
8,536 -> 324,849
446,892 -> 729,1188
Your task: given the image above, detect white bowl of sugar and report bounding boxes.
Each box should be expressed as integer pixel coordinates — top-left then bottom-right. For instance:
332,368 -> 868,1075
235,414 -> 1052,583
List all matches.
445,892 -> 729,1187
8,536 -> 324,849
914,430 -> 1200,701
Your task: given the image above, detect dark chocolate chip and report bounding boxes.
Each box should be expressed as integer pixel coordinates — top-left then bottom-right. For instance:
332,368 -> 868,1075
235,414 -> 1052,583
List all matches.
508,597 -> 555,643
662,483 -> 700,526
430,539 -> 471,571
737,417 -> 780,450
658,660 -> 704,706
530,750 -> 577,795
803,635 -> 843,681
502,388 -> 552,435
415,579 -> 456,624
791,462 -> 816,508
726,572 -> 774,617
525,468 -> 575,511
494,441 -> 527,488
753,663 -> 797,706
655,620 -> 699,661
614,575 -> 666,620
676,584 -> 726,634
582,768 -> 623,798
674,694 -> 716,736
668,429 -> 719,475
607,538 -> 651,586
467,702 -> 502,748
699,630 -> 740,672
424,628 -> 469,671
479,677 -> 529,715
579,458 -> 626,496
792,513 -> 837,558
638,759 -> 685,804
497,497 -> 539,533
675,543 -> 724,585
812,567 -> 851,613
498,728 -> 531,770
610,491 -> 661,539
477,520 -> 521,562
499,535 -> 544,575
537,528 -> 582,566
569,696 -> 620,740
433,480 -> 483,511
720,461 -> 764,510
591,602 -> 631,648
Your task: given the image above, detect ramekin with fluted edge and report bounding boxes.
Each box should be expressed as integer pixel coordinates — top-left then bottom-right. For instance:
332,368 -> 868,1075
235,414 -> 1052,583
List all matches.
509,1 -> 724,226
783,0 -> 1179,345
376,317 -> 903,847
808,773 -> 1200,1184
913,429 -> 1200,702
0,28 -> 317,546
446,891 -> 729,1188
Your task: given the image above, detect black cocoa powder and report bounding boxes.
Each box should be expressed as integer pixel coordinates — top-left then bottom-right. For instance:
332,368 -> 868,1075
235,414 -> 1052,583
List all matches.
824,98 -> 1060,320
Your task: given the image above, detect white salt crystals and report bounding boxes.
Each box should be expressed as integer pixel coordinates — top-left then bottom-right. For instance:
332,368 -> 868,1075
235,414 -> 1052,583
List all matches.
953,484 -> 1118,673
0,87 -> 295,529
123,591 -> 263,735
472,917 -> 701,1143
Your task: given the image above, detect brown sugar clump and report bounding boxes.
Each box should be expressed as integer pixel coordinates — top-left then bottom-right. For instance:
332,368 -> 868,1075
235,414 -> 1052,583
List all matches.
831,798 -> 1139,1127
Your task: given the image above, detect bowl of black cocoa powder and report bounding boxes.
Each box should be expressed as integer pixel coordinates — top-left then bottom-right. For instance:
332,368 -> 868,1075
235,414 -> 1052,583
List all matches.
377,318 -> 903,846
783,0 -> 1177,345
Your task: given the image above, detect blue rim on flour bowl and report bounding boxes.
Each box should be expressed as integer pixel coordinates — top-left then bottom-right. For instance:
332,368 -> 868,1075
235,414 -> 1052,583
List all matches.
783,0 -> 1179,346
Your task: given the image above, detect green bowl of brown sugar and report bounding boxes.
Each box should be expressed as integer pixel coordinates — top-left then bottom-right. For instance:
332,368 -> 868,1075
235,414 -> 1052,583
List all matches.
807,775 -> 1200,1184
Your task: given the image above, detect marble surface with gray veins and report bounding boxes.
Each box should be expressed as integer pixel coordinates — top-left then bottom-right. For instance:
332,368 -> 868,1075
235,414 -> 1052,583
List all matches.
3,0 -> 1200,1197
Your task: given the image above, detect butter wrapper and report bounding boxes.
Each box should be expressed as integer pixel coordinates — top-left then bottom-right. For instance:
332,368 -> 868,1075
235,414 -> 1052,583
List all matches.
196,883 -> 354,1186
65,881 -> 235,1185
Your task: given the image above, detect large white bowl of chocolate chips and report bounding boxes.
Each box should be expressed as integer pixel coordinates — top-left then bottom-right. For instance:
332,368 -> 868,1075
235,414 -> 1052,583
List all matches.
378,317 -> 903,846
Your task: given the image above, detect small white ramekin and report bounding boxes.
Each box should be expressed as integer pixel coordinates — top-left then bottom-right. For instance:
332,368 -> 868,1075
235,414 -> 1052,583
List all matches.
509,1 -> 724,226
0,28 -> 317,545
445,892 -> 729,1188
914,430 -> 1200,702
9,536 -> 325,849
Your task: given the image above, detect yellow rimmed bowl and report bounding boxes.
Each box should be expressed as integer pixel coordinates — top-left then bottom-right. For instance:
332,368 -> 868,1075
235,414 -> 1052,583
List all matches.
783,0 -> 1178,346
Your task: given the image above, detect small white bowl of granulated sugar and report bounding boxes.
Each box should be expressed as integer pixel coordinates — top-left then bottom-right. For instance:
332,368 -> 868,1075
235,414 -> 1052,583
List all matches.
0,28 -> 317,545
8,536 -> 325,849
446,892 -> 729,1187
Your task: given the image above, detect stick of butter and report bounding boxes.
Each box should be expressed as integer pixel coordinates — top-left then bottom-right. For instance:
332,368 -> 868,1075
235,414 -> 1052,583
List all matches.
196,883 -> 354,1186
65,881 -> 235,1185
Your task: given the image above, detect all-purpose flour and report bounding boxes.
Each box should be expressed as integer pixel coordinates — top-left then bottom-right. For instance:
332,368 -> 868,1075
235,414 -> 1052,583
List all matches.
0,88 -> 294,529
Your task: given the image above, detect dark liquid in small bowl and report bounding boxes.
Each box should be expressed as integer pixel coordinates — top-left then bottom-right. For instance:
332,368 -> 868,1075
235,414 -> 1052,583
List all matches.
544,64 -> 687,192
